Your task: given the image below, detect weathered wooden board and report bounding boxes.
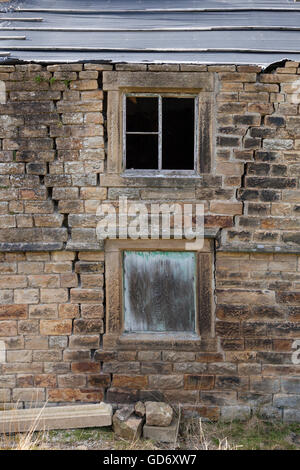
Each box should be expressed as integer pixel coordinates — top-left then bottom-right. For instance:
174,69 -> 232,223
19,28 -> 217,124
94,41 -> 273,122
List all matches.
123,250 -> 196,332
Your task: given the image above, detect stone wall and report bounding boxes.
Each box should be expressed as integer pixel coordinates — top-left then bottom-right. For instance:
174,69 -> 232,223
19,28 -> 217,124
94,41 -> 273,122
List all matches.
0,61 -> 300,421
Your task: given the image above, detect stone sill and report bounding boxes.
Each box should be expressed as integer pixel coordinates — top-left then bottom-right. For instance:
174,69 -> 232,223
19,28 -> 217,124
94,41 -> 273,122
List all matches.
218,244 -> 300,254
120,175 -> 203,187
121,332 -> 200,341
103,332 -> 218,351
0,242 -> 64,252
122,170 -> 202,178
116,332 -> 203,351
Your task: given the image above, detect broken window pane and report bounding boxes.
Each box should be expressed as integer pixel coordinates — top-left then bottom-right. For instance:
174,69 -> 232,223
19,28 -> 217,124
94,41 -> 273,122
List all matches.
126,134 -> 158,170
123,250 -> 196,333
126,96 -> 158,132
125,94 -> 196,171
162,97 -> 194,170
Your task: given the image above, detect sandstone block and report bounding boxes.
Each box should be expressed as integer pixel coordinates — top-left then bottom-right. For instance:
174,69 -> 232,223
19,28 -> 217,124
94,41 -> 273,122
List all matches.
143,417 -> 178,443
14,289 -> 39,304
58,304 -> 79,319
145,401 -> 173,427
184,375 -> 215,390
87,374 -> 111,387
0,321 -> 17,337
0,304 -> 27,320
220,405 -> 251,422
71,362 -> 100,373
40,289 -> 68,304
135,401 -> 146,418
12,388 -> 45,403
112,375 -> 148,390
29,304 -> 57,319
283,409 -> 300,423
68,335 -> 100,349
113,411 -> 143,440
40,320 -> 72,336
48,388 -> 103,402
148,375 -> 183,390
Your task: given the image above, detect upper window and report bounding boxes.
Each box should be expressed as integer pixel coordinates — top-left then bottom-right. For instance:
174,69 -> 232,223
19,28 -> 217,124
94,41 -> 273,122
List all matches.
124,94 -> 197,172
103,70 -> 214,176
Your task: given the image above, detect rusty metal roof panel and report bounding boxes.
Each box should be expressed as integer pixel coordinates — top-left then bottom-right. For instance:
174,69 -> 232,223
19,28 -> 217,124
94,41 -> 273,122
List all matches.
1,0 -> 300,64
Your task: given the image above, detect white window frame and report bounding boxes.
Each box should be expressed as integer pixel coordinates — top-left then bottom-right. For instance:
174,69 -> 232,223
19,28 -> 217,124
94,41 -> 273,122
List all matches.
122,92 -> 199,176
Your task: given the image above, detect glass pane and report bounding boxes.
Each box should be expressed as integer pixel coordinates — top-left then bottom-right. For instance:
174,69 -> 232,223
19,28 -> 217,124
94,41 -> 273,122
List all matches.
126,134 -> 158,170
162,97 -> 195,170
126,96 -> 158,132
124,251 -> 196,333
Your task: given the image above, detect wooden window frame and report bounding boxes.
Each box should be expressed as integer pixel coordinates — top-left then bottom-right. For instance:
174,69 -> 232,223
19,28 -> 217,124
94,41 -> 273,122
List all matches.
123,92 -> 199,175
103,71 -> 215,177
103,238 -> 215,350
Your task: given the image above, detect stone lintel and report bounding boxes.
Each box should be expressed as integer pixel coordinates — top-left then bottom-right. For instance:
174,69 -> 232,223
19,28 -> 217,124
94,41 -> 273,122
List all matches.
103,71 -> 214,92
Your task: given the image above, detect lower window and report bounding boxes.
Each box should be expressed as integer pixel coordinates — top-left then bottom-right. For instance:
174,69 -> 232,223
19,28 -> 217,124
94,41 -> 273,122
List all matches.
123,250 -> 196,333
103,238 -> 214,349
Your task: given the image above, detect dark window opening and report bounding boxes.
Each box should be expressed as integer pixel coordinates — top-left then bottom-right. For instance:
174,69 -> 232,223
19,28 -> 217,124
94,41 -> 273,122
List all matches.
126,134 -> 158,170
125,95 -> 196,171
162,97 -> 194,170
126,96 -> 158,133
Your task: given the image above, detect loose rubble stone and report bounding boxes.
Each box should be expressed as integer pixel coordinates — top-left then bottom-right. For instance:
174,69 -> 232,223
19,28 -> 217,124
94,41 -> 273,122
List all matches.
145,401 -> 173,427
114,405 -> 134,422
113,409 -> 143,440
135,401 -> 146,418
143,417 -> 179,443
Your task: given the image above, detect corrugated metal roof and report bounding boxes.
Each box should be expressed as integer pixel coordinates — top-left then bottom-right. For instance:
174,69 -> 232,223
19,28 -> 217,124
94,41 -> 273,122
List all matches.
1,0 -> 300,64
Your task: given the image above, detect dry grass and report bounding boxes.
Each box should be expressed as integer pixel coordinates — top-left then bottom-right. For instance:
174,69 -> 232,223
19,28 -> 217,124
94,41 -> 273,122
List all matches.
180,418 -> 241,450
180,415 -> 300,450
0,401 -> 48,450
15,405 -> 47,451
0,425 -> 47,450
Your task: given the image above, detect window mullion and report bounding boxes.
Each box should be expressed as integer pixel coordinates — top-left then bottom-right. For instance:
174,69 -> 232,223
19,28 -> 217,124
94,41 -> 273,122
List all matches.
158,95 -> 162,170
